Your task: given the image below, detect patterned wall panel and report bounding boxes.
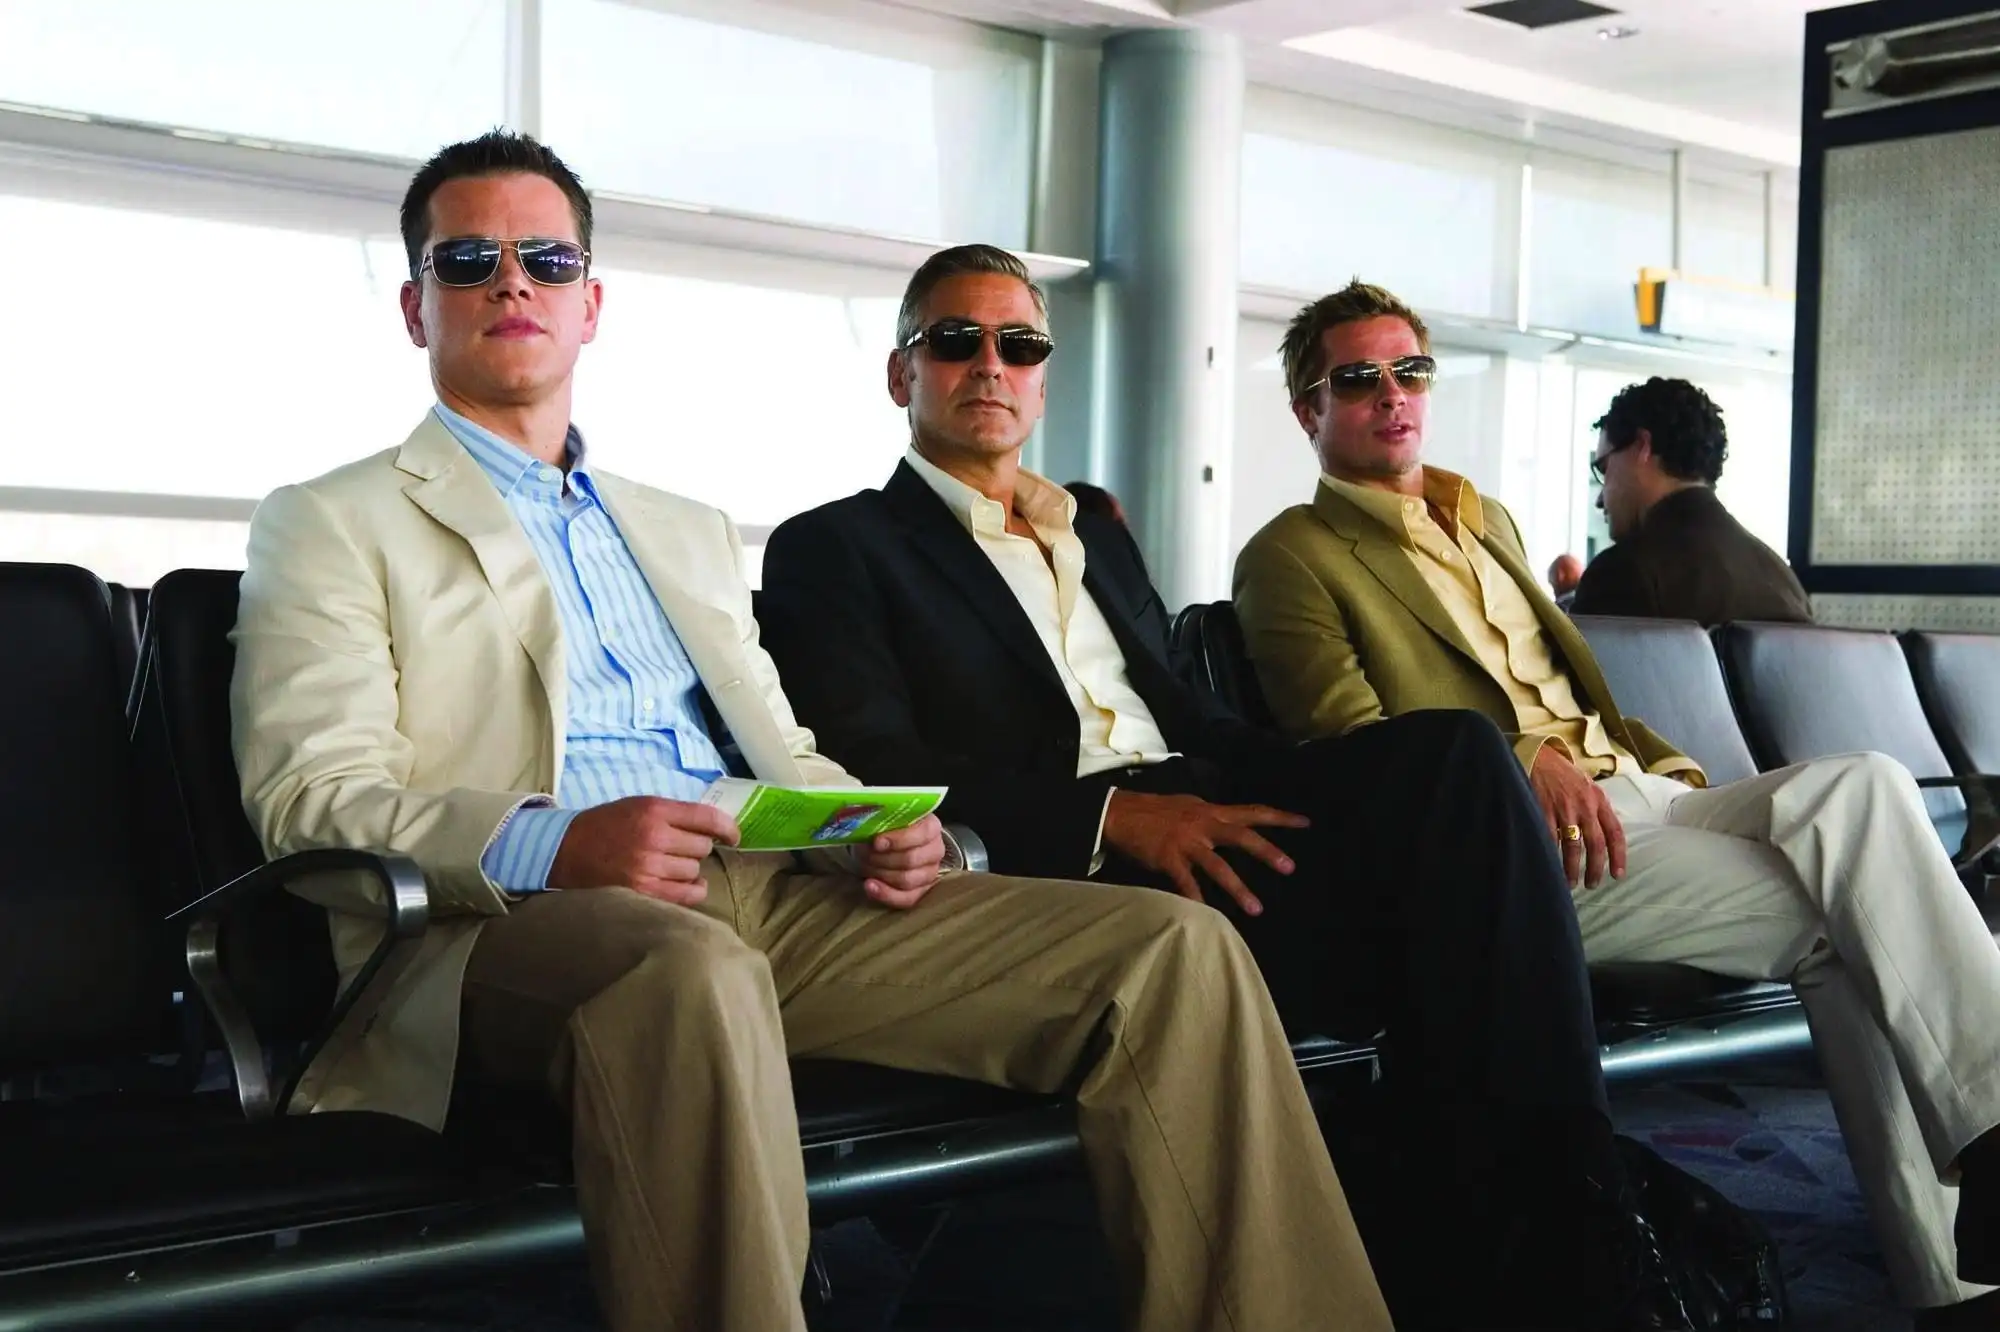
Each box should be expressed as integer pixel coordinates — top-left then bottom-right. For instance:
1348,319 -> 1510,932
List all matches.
1812,124 -> 2000,565
1814,593 -> 2000,631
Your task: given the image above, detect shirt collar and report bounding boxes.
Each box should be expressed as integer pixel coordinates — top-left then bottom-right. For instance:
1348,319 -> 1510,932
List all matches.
433,402 -> 594,502
1322,465 -> 1485,544
904,445 -> 1077,538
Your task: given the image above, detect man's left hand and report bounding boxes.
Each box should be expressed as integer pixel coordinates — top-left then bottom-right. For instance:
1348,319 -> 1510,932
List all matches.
855,814 -> 947,909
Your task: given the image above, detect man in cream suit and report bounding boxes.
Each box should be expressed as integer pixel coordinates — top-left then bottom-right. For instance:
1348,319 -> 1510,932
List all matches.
231,132 -> 1390,1332
1231,278 -> 2000,1330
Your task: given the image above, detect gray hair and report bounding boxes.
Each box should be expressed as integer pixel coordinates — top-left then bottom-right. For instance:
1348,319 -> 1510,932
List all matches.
895,244 -> 1050,347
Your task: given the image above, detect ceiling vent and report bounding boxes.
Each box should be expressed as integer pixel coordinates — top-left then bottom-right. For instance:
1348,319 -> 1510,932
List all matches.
1466,0 -> 1620,30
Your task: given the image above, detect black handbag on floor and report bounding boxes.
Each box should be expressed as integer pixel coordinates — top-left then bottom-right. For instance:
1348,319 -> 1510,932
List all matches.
1617,1136 -> 1791,1329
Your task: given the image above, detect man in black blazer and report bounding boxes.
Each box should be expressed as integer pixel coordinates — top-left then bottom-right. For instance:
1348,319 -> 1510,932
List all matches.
1573,378 -> 1812,626
758,245 -> 1694,1332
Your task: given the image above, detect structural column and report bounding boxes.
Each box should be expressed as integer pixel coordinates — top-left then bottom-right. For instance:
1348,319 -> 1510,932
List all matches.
1092,28 -> 1244,607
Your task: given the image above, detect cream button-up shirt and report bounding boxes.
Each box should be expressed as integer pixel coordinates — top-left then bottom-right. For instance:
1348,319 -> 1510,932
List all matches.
907,447 -> 1175,774
906,448 -> 1177,867
1324,467 -> 1662,780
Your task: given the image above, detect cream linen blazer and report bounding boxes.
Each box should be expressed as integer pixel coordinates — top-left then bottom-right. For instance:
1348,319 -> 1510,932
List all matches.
231,414 -> 856,1130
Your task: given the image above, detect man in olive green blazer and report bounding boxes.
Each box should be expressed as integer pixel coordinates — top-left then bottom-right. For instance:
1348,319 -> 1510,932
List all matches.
1230,279 -> 2000,1323
1237,473 -> 1691,783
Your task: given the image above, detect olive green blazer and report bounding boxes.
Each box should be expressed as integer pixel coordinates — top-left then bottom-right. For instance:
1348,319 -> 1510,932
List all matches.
1232,482 -> 1700,783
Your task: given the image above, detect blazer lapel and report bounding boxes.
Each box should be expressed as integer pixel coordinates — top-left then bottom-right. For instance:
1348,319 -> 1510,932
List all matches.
883,462 -> 1069,699
396,417 -> 567,779
1310,485 -> 1481,665
597,482 -> 805,785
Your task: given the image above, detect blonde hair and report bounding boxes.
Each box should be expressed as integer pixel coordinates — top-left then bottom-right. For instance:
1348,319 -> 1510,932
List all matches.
1279,280 -> 1430,400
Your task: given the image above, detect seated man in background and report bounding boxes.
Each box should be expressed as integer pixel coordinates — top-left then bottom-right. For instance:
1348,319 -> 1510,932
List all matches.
1548,551 -> 1584,602
761,243 -> 1694,1332
1232,278 -> 2000,1330
1572,377 -> 1813,625
232,133 -> 1395,1332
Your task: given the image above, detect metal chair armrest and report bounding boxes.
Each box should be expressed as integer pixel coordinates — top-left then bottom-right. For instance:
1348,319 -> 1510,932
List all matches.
170,848 -> 428,1120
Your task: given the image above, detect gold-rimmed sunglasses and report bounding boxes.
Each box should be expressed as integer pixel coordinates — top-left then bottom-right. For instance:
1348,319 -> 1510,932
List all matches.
1297,355 -> 1438,404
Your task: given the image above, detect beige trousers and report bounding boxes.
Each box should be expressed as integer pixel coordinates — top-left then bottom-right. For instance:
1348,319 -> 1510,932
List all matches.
458,850 -> 1388,1332
1574,754 -> 2000,1309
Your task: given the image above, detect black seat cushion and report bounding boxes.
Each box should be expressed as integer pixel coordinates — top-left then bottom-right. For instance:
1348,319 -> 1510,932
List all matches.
134,568 -> 340,1044
1573,616 -> 1758,786
0,1099 -> 500,1269
1170,602 -> 1275,729
0,564 -> 167,1071
1589,963 -> 1792,1028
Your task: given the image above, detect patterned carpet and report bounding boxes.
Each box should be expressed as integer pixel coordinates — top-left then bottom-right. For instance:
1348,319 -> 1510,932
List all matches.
300,1074 -> 1914,1331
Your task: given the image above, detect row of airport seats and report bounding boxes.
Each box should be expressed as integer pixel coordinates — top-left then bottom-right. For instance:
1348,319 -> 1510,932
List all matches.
1172,599 -> 2000,1030
0,564 -> 1987,1329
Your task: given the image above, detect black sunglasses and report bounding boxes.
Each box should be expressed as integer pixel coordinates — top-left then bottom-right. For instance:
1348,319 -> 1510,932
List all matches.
1589,440 -> 1632,484
420,236 -> 591,288
1298,355 -> 1438,404
902,319 -> 1055,367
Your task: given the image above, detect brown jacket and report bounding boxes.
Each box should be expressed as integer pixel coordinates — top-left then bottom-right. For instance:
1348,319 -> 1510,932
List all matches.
1571,486 -> 1812,626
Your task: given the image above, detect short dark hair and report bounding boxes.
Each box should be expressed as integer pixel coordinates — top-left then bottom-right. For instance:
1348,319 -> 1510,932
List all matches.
896,244 -> 1049,348
1593,378 -> 1729,484
1280,279 -> 1431,401
400,130 -> 594,279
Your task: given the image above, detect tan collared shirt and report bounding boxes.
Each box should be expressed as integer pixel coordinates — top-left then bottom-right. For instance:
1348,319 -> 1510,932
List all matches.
906,449 -> 1173,880
1324,467 -> 1685,782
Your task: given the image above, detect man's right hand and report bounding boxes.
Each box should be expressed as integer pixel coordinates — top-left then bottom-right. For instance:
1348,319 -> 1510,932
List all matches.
1100,790 -> 1308,917
546,796 -> 740,904
1527,744 -> 1625,890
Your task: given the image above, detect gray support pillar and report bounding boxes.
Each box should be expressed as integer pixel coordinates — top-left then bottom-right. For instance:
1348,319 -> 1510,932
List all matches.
1092,29 -> 1243,607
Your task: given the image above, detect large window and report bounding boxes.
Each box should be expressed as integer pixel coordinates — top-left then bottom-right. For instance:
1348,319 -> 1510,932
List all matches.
1527,154 -> 1672,337
0,0 -> 506,160
573,267 -> 907,526
1241,88 -> 1518,320
543,0 -> 1037,245
0,194 -> 432,501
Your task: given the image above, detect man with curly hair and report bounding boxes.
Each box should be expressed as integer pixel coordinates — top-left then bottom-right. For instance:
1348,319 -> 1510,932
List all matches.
1232,278 -> 2000,1328
1571,378 -> 1812,625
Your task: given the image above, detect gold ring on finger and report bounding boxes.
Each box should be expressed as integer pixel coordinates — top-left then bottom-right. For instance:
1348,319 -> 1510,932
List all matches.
1561,824 -> 1583,843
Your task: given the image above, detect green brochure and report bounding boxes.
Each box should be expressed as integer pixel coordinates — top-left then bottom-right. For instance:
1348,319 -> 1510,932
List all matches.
700,778 -> 947,852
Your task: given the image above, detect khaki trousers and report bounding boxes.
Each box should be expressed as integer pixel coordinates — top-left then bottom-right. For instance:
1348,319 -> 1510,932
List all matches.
1574,754 -> 2000,1309
458,850 -> 1387,1332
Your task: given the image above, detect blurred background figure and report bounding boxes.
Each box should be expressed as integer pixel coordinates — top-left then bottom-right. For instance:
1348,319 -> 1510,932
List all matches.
1549,552 -> 1584,601
1065,480 -> 1128,529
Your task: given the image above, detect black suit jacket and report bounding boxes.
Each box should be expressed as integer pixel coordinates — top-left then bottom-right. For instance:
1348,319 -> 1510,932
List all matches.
1571,486 -> 1813,627
759,461 -> 1284,880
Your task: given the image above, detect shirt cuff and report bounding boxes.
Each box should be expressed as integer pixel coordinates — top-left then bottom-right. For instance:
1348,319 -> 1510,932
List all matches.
1088,787 -> 1116,877
1512,734 -> 1573,778
1648,756 -> 1708,789
481,802 -> 581,894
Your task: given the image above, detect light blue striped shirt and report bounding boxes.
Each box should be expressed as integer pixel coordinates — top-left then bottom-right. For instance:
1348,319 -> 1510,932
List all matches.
434,404 -> 726,893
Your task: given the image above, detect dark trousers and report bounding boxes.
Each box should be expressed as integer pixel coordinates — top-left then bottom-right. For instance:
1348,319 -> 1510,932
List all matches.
1102,709 -> 1613,1327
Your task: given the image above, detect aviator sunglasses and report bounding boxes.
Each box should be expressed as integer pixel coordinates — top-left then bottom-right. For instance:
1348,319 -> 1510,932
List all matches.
420,236 -> 591,288
902,318 -> 1056,367
1298,355 -> 1438,404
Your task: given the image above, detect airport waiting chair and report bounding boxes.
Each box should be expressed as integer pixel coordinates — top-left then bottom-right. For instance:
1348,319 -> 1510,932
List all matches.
1165,599 -> 1802,1050
1169,601 -> 1276,728
106,581 -> 146,710
0,563 -> 485,1330
1902,630 -> 2000,779
1717,621 -> 1995,870
1572,615 -> 1759,787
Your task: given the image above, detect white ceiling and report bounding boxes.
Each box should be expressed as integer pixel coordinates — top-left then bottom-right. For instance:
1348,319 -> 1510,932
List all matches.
893,0 -> 1852,171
